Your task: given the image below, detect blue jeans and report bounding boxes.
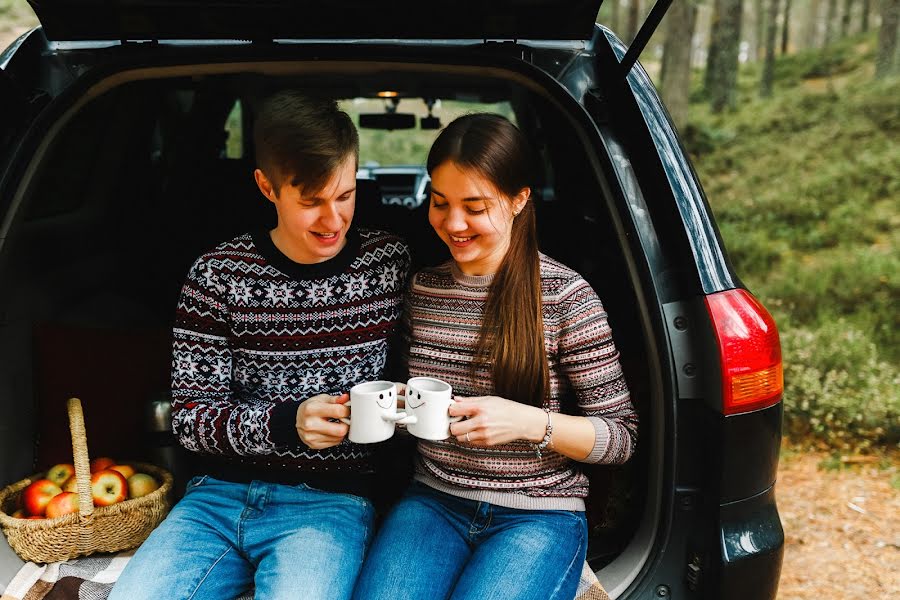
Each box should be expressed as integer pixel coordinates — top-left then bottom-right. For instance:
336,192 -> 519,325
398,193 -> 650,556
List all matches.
110,476 -> 375,600
353,482 -> 588,600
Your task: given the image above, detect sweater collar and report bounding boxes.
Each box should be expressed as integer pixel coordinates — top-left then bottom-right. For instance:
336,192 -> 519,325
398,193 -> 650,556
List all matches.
251,227 -> 361,280
449,261 -> 496,288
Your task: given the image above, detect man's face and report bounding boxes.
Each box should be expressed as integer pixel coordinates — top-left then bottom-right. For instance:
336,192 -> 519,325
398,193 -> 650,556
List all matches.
256,155 -> 357,264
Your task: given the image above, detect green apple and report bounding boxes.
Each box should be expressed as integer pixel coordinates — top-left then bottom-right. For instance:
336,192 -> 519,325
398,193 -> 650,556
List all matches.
127,473 -> 159,498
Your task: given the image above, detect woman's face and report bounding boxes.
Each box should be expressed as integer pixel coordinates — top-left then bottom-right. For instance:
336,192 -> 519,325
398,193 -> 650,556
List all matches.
428,161 -> 528,276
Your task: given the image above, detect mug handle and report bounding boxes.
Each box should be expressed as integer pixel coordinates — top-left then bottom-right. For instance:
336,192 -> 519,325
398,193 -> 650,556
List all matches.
448,398 -> 463,423
383,410 -> 412,423
339,400 -> 352,425
395,413 -> 418,425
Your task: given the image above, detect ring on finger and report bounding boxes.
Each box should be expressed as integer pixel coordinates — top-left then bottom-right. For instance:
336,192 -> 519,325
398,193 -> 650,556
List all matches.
465,431 -> 471,443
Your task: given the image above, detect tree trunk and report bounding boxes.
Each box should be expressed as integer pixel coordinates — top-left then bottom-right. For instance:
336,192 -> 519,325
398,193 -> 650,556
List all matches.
707,0 -> 744,111
755,0 -> 767,59
611,0 -> 621,35
861,0 -> 871,31
841,0 -> 855,36
705,0 -> 722,91
824,0 -> 838,45
627,0 -> 641,43
762,0 -> 781,95
876,0 -> 900,77
806,0 -> 823,48
782,0 -> 793,53
661,0 -> 699,128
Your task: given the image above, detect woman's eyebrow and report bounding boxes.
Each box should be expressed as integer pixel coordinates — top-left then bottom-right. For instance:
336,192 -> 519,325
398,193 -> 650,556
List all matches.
430,187 -> 489,202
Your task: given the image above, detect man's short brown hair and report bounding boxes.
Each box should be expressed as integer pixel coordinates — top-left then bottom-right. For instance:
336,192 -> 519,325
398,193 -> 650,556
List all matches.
253,92 -> 359,196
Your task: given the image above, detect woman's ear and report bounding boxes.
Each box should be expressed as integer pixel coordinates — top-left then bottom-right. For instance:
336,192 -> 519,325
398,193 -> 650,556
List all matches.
512,187 -> 531,216
254,168 -> 278,203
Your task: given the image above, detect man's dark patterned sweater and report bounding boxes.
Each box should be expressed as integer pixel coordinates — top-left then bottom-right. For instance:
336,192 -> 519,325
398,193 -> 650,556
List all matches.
170,227 -> 410,490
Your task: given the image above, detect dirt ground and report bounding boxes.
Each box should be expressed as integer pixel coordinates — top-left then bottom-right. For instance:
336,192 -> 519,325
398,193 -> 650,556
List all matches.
776,449 -> 900,599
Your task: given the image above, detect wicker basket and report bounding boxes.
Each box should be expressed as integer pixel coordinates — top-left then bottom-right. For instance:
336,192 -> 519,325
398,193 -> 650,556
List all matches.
0,397 -> 173,563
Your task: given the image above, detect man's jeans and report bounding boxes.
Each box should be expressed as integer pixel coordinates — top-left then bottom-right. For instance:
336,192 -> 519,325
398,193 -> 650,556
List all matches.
353,481 -> 587,600
109,476 -> 374,600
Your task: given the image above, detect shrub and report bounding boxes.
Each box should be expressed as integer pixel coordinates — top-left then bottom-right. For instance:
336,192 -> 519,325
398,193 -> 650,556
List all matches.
781,320 -> 900,451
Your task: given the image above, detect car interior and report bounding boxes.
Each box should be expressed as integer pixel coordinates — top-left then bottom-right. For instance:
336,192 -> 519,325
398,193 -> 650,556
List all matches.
0,64 -> 653,579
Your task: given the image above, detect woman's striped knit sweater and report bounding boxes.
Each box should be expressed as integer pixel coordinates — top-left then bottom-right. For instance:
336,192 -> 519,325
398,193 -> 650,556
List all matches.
406,254 -> 638,511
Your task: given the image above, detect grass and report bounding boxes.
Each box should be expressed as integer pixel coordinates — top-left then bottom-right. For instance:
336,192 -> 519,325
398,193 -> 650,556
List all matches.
687,33 -> 900,450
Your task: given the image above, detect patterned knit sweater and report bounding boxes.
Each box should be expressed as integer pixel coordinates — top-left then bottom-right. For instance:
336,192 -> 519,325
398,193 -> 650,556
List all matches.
407,254 -> 638,511
171,228 -> 410,489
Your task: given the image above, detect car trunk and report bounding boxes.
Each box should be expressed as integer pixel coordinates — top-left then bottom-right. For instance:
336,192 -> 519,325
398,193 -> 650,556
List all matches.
0,51 -> 665,596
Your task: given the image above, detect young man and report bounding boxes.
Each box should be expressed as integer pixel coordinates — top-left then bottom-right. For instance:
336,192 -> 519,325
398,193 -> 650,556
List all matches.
110,92 -> 410,600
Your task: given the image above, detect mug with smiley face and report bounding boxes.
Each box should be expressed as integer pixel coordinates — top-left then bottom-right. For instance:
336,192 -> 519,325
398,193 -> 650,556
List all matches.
403,377 -> 463,440
341,381 -> 410,443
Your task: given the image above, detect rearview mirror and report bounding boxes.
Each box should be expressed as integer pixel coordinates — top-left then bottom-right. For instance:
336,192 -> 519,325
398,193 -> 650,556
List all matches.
359,113 -> 416,130
420,116 -> 442,130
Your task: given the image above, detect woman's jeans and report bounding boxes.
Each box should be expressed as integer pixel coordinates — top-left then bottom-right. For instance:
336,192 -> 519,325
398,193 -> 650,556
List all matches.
353,481 -> 588,600
109,476 -> 375,600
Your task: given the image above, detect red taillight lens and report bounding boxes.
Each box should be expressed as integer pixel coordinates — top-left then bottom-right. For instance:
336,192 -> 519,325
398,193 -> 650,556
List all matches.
705,289 -> 783,415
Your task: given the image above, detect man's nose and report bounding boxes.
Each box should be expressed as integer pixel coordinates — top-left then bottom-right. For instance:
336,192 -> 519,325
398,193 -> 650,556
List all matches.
319,200 -> 342,228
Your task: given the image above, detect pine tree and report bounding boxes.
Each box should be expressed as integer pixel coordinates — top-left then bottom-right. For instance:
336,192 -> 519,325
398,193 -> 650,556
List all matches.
661,0 -> 699,128
706,0 -> 744,111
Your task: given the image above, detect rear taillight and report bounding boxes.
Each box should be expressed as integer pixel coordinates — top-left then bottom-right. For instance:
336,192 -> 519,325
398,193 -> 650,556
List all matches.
705,289 -> 783,415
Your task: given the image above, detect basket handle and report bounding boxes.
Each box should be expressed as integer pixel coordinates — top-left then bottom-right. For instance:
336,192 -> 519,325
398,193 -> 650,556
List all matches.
67,397 -> 95,519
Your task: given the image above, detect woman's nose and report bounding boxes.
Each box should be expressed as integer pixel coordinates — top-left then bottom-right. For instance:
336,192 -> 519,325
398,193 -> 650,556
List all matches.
443,207 -> 468,232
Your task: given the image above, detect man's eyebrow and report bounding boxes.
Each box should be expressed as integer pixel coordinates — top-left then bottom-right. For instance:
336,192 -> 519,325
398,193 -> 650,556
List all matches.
303,185 -> 356,202
430,187 -> 489,202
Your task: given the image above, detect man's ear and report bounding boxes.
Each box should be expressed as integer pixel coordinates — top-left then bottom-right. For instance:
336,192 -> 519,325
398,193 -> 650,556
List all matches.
254,168 -> 277,203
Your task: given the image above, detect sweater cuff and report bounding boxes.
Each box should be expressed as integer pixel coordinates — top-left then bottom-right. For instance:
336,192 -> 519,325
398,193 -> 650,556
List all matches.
581,417 -> 610,464
269,402 -> 302,448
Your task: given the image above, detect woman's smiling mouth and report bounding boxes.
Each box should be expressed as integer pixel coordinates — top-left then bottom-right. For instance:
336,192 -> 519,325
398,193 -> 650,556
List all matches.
448,234 -> 476,247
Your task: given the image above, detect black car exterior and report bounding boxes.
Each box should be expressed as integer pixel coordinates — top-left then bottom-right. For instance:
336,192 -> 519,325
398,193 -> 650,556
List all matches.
0,2 -> 784,598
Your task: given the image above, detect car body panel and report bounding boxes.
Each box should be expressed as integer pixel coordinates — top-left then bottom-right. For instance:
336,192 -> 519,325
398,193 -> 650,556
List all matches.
27,0 -> 603,42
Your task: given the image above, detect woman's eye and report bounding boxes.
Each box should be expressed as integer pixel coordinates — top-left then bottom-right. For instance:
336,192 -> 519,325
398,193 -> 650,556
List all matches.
431,200 -> 448,209
467,206 -> 487,215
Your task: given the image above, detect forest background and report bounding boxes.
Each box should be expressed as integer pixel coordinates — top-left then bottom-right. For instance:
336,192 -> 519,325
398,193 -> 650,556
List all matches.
0,1 -> 898,596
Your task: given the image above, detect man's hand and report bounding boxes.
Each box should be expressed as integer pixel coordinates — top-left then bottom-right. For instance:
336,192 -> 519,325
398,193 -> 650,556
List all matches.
296,393 -> 350,449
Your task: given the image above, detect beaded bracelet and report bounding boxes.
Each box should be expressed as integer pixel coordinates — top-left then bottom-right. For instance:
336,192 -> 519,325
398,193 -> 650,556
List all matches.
532,408 -> 553,458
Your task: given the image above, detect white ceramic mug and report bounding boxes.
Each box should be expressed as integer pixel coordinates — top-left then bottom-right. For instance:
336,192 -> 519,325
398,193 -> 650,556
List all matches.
403,377 -> 463,440
341,381 -> 410,443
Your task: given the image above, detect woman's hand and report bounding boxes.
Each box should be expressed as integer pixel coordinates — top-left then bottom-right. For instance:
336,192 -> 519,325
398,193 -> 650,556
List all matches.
395,382 -> 408,409
295,393 -> 350,449
448,395 -> 547,446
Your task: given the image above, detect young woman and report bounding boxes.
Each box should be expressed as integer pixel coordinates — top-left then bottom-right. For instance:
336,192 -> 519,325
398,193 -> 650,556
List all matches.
353,114 -> 638,600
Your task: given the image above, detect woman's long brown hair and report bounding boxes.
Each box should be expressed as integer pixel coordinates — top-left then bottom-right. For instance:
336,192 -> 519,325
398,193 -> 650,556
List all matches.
426,114 -> 549,407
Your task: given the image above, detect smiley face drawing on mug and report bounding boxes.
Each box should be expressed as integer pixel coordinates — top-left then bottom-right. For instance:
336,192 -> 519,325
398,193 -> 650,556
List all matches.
403,377 -> 463,441
342,381 -> 415,444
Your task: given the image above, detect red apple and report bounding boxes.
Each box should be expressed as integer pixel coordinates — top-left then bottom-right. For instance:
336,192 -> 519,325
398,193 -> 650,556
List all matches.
46,463 -> 75,486
110,464 -> 135,479
45,492 -> 80,518
90,470 -> 127,506
127,473 -> 159,498
62,476 -> 79,493
89,457 -> 116,474
22,479 -> 62,516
